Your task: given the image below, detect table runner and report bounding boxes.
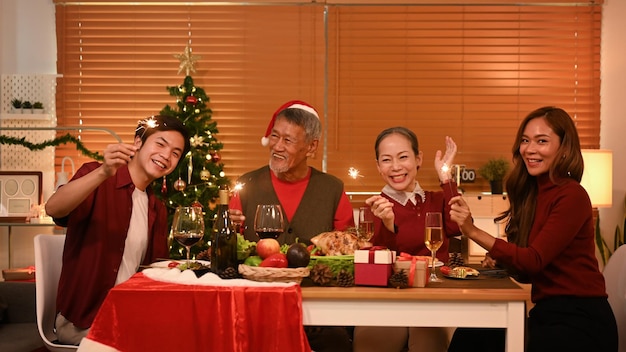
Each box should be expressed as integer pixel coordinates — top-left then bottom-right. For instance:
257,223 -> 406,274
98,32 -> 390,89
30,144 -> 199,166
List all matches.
84,273 -> 311,352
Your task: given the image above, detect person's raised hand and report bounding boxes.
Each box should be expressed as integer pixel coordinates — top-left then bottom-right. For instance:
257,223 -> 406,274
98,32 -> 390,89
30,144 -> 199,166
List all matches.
434,136 -> 457,182
102,143 -> 137,177
365,195 -> 395,232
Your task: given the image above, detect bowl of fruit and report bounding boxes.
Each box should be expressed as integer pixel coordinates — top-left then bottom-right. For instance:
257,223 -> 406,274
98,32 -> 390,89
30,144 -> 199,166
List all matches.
238,239 -> 311,283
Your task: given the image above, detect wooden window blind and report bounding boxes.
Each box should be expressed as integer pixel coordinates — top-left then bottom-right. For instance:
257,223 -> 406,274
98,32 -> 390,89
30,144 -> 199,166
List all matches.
326,5 -> 601,195
54,4 -> 326,181
54,2 -> 601,197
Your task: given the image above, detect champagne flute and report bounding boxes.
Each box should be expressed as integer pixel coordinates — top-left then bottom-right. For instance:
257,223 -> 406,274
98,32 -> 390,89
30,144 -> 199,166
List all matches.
254,204 -> 285,239
424,212 -> 443,282
358,206 -> 375,241
171,206 -> 205,268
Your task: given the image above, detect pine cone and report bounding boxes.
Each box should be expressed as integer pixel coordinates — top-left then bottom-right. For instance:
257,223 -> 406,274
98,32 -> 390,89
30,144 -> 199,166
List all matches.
196,248 -> 211,261
310,264 -> 334,286
448,252 -> 465,268
335,269 -> 354,287
218,266 -> 241,280
389,269 -> 409,289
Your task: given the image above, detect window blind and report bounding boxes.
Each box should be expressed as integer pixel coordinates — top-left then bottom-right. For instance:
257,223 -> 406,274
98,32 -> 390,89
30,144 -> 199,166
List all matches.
325,5 -> 601,194
54,2 -> 601,197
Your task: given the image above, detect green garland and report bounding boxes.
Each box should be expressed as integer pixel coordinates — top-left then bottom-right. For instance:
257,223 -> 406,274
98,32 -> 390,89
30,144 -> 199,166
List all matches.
0,133 -> 103,161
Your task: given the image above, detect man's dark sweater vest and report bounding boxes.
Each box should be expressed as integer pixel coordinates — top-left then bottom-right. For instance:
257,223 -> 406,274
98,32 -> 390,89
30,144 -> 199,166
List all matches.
238,166 -> 345,245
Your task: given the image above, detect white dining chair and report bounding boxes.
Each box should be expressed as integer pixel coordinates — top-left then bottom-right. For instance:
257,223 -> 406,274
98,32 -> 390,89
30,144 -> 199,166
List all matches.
33,234 -> 78,352
603,244 -> 626,352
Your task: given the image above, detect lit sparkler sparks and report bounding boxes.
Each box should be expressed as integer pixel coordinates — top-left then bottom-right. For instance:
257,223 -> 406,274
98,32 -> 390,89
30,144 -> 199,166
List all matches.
135,116 -> 159,139
348,167 -> 364,179
232,182 -> 244,193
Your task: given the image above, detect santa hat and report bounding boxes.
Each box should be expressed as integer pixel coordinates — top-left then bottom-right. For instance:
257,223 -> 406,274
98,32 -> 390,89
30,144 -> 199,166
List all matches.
261,100 -> 320,146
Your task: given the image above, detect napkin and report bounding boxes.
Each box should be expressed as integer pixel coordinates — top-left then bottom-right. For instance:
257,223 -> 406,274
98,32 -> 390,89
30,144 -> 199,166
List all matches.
142,267 -> 296,287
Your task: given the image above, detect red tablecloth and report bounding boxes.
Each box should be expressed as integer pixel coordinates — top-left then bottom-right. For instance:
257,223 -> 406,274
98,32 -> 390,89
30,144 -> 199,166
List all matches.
85,273 -> 311,352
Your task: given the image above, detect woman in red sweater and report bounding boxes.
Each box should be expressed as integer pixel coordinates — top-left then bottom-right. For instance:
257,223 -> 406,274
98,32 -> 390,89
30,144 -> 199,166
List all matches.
449,107 -> 617,351
353,127 -> 460,352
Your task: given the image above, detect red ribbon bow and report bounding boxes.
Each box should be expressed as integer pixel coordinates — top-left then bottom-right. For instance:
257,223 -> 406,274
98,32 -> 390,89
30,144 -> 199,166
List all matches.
361,246 -> 387,263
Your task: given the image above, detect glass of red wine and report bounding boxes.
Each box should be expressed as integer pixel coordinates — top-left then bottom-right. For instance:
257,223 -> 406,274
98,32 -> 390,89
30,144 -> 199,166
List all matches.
171,206 -> 205,268
254,204 -> 285,240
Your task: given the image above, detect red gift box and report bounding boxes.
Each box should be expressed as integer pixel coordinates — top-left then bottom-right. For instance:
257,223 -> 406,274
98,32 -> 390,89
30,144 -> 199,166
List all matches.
354,246 -> 396,287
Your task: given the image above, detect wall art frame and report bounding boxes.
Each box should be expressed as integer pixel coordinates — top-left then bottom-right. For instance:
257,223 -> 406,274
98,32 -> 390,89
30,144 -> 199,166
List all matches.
0,171 -> 42,222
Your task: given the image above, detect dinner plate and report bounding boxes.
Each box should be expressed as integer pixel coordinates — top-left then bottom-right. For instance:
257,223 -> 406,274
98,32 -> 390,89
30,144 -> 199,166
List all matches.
411,256 -> 444,268
150,260 -> 210,269
430,260 -> 444,268
442,272 -> 479,280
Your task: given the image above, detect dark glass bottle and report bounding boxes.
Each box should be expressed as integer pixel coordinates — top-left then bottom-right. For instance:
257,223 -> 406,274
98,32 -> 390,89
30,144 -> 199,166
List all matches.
211,186 -> 237,274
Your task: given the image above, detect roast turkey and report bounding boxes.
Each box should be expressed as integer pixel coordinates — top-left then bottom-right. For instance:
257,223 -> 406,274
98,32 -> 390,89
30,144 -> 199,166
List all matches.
310,231 -> 372,256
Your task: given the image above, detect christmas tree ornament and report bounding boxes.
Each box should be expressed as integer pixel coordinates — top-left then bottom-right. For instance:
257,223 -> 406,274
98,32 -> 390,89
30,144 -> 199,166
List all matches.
190,134 -> 207,147
174,178 -> 187,191
200,168 -> 211,181
173,43 -> 201,76
185,95 -> 198,105
211,151 -> 221,163
188,154 -> 193,184
191,200 -> 203,209
161,176 -> 167,194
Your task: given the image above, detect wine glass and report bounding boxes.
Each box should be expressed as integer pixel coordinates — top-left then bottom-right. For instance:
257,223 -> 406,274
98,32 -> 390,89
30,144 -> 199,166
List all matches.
424,212 -> 443,282
171,206 -> 205,268
358,206 -> 375,241
254,204 -> 285,239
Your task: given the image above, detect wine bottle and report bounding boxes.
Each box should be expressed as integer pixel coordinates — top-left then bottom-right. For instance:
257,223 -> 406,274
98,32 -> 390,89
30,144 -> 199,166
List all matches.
211,186 -> 238,274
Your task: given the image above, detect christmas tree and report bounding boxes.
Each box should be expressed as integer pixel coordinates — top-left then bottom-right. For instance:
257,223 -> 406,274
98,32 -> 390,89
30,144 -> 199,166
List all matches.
154,74 -> 229,259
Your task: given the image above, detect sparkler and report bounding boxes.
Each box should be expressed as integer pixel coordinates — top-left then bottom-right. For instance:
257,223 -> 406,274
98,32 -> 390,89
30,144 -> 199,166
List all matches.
135,116 -> 159,139
348,167 -> 364,179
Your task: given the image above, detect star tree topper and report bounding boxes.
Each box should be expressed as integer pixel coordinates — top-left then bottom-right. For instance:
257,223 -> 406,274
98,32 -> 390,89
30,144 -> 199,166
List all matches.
174,44 -> 201,76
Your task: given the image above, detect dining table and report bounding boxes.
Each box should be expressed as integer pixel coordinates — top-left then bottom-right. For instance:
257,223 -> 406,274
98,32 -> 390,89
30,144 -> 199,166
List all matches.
77,266 -> 529,352
301,271 -> 529,352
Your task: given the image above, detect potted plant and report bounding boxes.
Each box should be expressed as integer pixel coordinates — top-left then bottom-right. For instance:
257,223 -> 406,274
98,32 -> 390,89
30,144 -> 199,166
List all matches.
478,157 -> 510,194
10,98 -> 22,113
21,101 -> 33,114
33,101 -> 44,114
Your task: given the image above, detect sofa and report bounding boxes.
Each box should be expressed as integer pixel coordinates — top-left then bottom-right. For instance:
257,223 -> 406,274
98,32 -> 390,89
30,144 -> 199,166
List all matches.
0,281 -> 44,352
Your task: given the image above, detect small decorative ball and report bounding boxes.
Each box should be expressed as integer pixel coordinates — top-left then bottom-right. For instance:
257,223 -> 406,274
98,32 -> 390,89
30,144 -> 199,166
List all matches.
191,200 -> 203,209
173,178 -> 187,191
211,152 -> 221,163
200,168 -> 211,181
185,95 -> 198,105
161,178 -> 167,194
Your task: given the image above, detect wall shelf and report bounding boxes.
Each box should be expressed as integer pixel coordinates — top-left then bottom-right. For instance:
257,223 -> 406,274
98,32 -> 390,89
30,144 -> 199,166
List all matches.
0,113 -> 52,121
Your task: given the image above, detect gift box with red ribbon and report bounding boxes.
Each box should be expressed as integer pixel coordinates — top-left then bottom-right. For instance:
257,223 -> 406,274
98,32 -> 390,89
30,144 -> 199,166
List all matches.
395,253 -> 429,287
354,246 -> 396,286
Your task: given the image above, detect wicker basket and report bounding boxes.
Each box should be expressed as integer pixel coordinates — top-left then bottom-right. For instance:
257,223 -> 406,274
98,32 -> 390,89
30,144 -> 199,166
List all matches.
238,264 -> 310,284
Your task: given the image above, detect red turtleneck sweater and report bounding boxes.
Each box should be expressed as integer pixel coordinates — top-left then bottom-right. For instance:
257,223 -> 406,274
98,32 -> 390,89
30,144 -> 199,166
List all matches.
490,174 -> 607,303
